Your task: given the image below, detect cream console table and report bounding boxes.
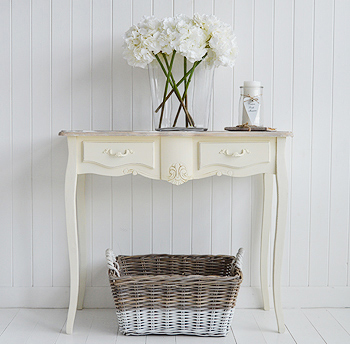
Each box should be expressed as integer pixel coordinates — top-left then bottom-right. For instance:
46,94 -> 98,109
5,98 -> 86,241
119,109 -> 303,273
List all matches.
59,130 -> 292,335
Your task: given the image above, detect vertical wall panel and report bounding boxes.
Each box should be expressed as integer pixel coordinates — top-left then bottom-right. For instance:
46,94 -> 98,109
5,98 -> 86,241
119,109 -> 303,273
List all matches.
0,0 -> 12,286
250,0 -> 274,287
212,176 -> 232,255
192,180 -> 211,254
91,0 -> 113,287
154,0 -> 173,17
172,184 -> 192,254
171,0 -> 193,255
12,0 -> 32,287
191,0 -> 213,254
112,176 -> 132,256
309,0 -> 334,287
51,0 -> 71,287
174,0 -> 192,16
213,0 -> 234,130
204,0 -> 234,257
72,0 -> 91,130
152,181 -> 172,254
132,0 -> 152,130
130,0 -> 153,255
289,0 -> 313,287
193,0 -> 212,15
232,0 -> 254,286
273,0 -> 294,286
92,0 -> 112,130
192,0 -> 213,256
112,1 -> 133,258
232,178 -> 252,286
329,0 -> 350,287
254,0 -> 273,127
113,0 -> 132,130
151,0 -> 173,256
72,0 -> 93,287
132,176 -> 152,254
91,175 -> 112,287
32,0 -> 52,287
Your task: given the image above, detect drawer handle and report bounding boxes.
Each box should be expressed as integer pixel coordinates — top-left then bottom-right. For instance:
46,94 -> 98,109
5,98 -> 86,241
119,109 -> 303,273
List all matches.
103,148 -> 134,158
219,148 -> 250,157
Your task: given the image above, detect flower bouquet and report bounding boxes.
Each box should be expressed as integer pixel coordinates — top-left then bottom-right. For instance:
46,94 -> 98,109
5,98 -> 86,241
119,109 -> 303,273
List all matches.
123,14 -> 238,130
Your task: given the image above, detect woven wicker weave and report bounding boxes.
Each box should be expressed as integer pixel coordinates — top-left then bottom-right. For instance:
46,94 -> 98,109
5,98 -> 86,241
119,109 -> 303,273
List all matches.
106,249 -> 244,336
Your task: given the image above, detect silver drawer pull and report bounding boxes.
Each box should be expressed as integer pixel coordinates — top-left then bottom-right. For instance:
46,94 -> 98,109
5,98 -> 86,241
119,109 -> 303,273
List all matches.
103,148 -> 134,157
219,148 -> 250,157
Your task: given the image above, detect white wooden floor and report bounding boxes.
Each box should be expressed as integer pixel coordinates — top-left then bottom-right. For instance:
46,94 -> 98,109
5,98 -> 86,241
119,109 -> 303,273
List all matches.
0,308 -> 349,344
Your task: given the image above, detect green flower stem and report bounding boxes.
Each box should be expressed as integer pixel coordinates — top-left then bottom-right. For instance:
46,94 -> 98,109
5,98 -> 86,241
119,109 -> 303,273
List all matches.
184,57 -> 188,127
155,54 -> 207,114
154,53 -> 183,110
172,60 -> 199,127
158,51 -> 176,128
154,67 -> 195,113
160,53 -> 194,126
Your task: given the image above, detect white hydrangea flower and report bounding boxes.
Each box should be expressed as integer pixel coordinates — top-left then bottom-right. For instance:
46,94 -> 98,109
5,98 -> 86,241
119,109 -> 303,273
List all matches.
123,13 -> 238,68
123,16 -> 162,68
193,13 -> 222,36
193,13 -> 238,67
174,16 -> 207,63
158,15 -> 183,54
158,14 -> 207,63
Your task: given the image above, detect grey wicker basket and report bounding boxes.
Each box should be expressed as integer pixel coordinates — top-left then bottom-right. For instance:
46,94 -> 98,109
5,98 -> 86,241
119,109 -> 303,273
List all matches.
105,248 -> 244,336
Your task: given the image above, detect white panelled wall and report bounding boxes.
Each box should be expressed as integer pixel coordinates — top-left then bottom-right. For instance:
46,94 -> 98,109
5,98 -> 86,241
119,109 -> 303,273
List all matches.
0,0 -> 350,308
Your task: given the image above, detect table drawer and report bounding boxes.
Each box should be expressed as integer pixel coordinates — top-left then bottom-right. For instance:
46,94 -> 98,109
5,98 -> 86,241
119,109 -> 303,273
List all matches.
198,141 -> 271,170
83,141 -> 155,169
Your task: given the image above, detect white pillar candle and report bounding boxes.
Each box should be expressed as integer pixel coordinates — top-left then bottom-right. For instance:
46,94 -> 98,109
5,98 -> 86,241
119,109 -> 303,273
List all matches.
240,81 -> 263,126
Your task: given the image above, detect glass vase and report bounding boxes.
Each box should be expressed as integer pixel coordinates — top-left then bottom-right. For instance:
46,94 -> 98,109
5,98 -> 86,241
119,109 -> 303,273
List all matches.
148,55 -> 215,131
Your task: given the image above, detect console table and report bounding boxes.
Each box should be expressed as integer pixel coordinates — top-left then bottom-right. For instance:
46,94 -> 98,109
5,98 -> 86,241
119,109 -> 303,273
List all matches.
59,130 -> 292,335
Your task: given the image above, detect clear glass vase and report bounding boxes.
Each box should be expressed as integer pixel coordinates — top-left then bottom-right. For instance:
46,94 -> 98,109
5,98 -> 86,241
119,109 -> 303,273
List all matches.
148,55 -> 215,131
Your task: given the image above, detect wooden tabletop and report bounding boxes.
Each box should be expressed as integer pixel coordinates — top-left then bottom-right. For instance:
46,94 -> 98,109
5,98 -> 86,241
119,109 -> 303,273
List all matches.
58,130 -> 293,137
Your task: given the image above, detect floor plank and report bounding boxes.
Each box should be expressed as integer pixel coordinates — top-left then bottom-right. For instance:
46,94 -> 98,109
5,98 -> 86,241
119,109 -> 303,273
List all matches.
85,309 -> 117,344
0,308 -> 350,343
24,309 -> 67,344
0,309 -> 66,344
55,309 -> 96,344
146,334 -> 176,343
232,309 -> 267,344
0,309 -> 37,344
327,308 -> 350,335
116,332 -> 145,343
176,330 -> 235,344
252,309 -> 296,344
0,309 -> 19,336
302,309 -> 350,344
284,309 -> 325,344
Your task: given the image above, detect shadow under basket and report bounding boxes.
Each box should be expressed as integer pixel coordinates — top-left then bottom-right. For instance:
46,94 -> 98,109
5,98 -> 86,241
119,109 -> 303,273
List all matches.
105,249 -> 244,336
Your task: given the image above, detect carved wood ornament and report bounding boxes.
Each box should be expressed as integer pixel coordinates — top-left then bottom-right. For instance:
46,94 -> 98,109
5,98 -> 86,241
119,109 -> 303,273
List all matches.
168,163 -> 189,185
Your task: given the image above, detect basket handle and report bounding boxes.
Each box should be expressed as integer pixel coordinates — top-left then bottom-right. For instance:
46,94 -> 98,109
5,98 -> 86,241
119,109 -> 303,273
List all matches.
234,248 -> 244,270
105,249 -> 120,278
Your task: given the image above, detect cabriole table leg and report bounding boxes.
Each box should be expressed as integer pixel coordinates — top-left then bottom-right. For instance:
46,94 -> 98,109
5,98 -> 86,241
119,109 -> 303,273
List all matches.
65,137 -> 79,334
77,174 -> 86,310
273,138 -> 288,333
261,173 -> 274,311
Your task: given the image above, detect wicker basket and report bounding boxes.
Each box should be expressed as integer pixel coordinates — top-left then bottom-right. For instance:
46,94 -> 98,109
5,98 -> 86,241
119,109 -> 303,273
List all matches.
105,248 -> 244,336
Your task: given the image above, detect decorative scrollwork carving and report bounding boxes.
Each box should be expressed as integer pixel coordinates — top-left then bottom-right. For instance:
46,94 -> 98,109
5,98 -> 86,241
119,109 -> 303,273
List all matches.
168,163 -> 189,185
219,148 -> 250,157
103,148 -> 134,158
123,168 -> 138,176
